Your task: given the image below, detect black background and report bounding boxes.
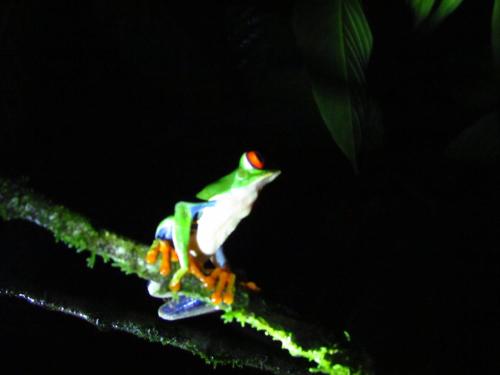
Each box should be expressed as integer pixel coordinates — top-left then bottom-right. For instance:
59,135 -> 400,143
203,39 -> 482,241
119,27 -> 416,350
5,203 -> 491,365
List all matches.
1,1 -> 500,374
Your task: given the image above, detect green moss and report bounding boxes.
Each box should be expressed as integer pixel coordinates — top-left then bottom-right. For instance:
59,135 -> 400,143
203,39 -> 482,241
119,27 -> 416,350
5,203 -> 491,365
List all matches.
86,251 -> 97,268
222,310 -> 359,375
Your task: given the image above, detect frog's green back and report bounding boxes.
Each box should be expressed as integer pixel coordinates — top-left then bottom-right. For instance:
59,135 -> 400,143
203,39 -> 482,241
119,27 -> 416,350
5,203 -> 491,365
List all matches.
196,171 -> 237,200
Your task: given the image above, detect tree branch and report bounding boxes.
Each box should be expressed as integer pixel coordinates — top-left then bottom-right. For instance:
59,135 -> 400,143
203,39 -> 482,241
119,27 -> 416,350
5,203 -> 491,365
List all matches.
0,177 -> 370,375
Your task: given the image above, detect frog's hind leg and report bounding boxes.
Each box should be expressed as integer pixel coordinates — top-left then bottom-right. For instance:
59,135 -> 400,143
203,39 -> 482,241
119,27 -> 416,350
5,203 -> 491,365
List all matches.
158,295 -> 219,321
206,267 -> 236,305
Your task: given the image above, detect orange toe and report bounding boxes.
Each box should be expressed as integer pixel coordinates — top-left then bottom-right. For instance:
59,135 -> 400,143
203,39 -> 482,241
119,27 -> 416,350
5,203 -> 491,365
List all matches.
146,249 -> 159,264
159,241 -> 171,276
242,281 -> 260,292
211,270 -> 230,305
222,273 -> 235,304
211,291 -> 222,305
146,240 -> 160,264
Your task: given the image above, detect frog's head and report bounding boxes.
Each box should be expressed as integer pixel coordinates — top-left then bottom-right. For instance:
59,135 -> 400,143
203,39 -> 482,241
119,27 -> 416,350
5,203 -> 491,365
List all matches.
196,151 -> 281,200
234,151 -> 280,190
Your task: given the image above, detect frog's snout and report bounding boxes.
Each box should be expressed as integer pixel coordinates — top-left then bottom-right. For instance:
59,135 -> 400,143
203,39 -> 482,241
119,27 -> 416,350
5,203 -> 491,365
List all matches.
267,170 -> 281,182
262,170 -> 281,185
254,169 -> 280,192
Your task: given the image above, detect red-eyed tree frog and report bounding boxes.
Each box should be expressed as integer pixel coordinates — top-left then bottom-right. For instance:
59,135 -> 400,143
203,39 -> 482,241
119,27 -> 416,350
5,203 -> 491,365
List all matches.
145,151 -> 280,320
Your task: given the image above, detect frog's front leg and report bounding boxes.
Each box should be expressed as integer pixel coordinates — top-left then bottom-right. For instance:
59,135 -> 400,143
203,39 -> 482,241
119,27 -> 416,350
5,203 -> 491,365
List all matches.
148,201 -> 215,292
146,239 -> 212,290
166,201 -> 196,291
146,239 -> 178,276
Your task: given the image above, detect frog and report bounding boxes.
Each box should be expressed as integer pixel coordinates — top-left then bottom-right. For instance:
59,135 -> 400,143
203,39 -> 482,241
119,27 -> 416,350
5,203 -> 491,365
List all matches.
145,151 -> 280,320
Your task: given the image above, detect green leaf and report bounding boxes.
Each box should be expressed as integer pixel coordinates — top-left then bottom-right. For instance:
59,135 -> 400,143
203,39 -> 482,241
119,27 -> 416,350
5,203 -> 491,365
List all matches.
493,0 -> 500,66
408,0 -> 435,25
293,0 -> 374,170
408,0 -> 464,28
429,0 -> 464,26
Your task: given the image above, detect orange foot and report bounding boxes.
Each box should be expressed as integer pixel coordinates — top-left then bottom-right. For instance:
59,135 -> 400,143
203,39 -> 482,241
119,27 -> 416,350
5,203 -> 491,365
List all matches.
145,239 -> 178,276
146,241 -> 239,305
146,240 -> 214,291
206,267 -> 236,305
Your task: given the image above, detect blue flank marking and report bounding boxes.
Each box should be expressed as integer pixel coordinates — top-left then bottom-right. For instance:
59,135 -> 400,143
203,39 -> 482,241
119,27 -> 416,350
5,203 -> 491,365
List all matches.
155,226 -> 172,241
155,201 -> 216,241
189,201 -> 216,216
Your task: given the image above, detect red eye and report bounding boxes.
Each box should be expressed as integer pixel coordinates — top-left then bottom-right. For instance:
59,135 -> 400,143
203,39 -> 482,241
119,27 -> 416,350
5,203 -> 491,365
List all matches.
246,151 -> 265,169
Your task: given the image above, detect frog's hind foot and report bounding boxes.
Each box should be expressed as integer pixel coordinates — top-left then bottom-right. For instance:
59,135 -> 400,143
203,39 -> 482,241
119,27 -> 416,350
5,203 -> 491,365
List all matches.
206,268 -> 236,305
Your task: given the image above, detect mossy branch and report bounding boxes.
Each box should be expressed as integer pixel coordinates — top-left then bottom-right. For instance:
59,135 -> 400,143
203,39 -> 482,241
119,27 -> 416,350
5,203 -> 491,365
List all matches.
0,178 -> 369,375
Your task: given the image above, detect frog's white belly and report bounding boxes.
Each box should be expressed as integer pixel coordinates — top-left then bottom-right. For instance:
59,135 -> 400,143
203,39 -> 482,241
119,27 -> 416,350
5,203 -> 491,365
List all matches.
196,187 -> 258,255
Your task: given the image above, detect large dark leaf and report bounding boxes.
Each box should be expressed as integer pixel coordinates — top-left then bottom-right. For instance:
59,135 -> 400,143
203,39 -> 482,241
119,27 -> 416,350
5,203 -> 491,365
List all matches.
493,0 -> 500,66
294,0 -> 374,170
